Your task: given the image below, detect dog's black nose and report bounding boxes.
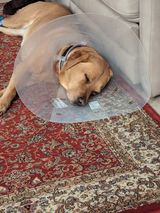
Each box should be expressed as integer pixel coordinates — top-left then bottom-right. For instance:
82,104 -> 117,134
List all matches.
76,97 -> 86,106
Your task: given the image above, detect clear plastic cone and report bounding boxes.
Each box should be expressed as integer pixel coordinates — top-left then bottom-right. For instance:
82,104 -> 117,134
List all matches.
13,14 -> 150,123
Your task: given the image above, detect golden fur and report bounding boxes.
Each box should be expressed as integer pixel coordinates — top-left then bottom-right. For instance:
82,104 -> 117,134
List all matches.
0,1 -> 112,113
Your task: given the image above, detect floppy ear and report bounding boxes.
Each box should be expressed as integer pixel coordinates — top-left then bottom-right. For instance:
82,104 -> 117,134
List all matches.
93,66 -> 113,93
62,50 -> 89,71
63,55 -> 89,71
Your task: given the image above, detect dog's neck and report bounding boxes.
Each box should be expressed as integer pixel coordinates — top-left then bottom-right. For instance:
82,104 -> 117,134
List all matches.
56,43 -> 87,73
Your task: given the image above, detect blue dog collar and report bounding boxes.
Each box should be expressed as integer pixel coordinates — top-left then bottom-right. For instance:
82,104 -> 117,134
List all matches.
0,16 -> 4,26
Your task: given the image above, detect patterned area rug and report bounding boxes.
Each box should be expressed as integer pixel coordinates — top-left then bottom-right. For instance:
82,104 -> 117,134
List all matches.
0,7 -> 160,213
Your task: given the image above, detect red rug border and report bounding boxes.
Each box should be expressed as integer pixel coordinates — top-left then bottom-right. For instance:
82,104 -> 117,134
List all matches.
144,103 -> 160,125
120,202 -> 160,213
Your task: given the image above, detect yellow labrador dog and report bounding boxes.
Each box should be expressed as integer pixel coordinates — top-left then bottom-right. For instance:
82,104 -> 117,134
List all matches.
0,1 -> 113,114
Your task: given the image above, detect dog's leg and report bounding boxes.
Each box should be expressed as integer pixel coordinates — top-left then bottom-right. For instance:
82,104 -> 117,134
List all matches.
0,75 -> 16,114
2,10 -> 30,29
0,26 -> 24,36
0,9 -> 33,37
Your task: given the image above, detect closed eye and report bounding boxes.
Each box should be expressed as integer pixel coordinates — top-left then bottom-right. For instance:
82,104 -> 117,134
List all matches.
84,74 -> 90,83
91,91 -> 99,96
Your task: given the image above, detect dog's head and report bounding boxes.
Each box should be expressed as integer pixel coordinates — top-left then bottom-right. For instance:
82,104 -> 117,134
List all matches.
56,46 -> 113,106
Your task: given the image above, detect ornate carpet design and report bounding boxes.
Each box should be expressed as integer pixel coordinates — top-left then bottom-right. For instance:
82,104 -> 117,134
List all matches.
0,11 -> 160,213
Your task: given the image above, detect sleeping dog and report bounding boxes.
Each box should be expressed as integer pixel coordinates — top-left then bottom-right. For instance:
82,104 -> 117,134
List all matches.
0,1 -> 113,114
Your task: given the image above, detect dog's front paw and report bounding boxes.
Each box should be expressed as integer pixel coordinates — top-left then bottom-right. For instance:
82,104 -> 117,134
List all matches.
0,97 -> 10,115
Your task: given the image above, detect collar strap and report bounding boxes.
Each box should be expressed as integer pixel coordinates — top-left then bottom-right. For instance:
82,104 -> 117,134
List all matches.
0,16 -> 4,26
59,44 -> 86,71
